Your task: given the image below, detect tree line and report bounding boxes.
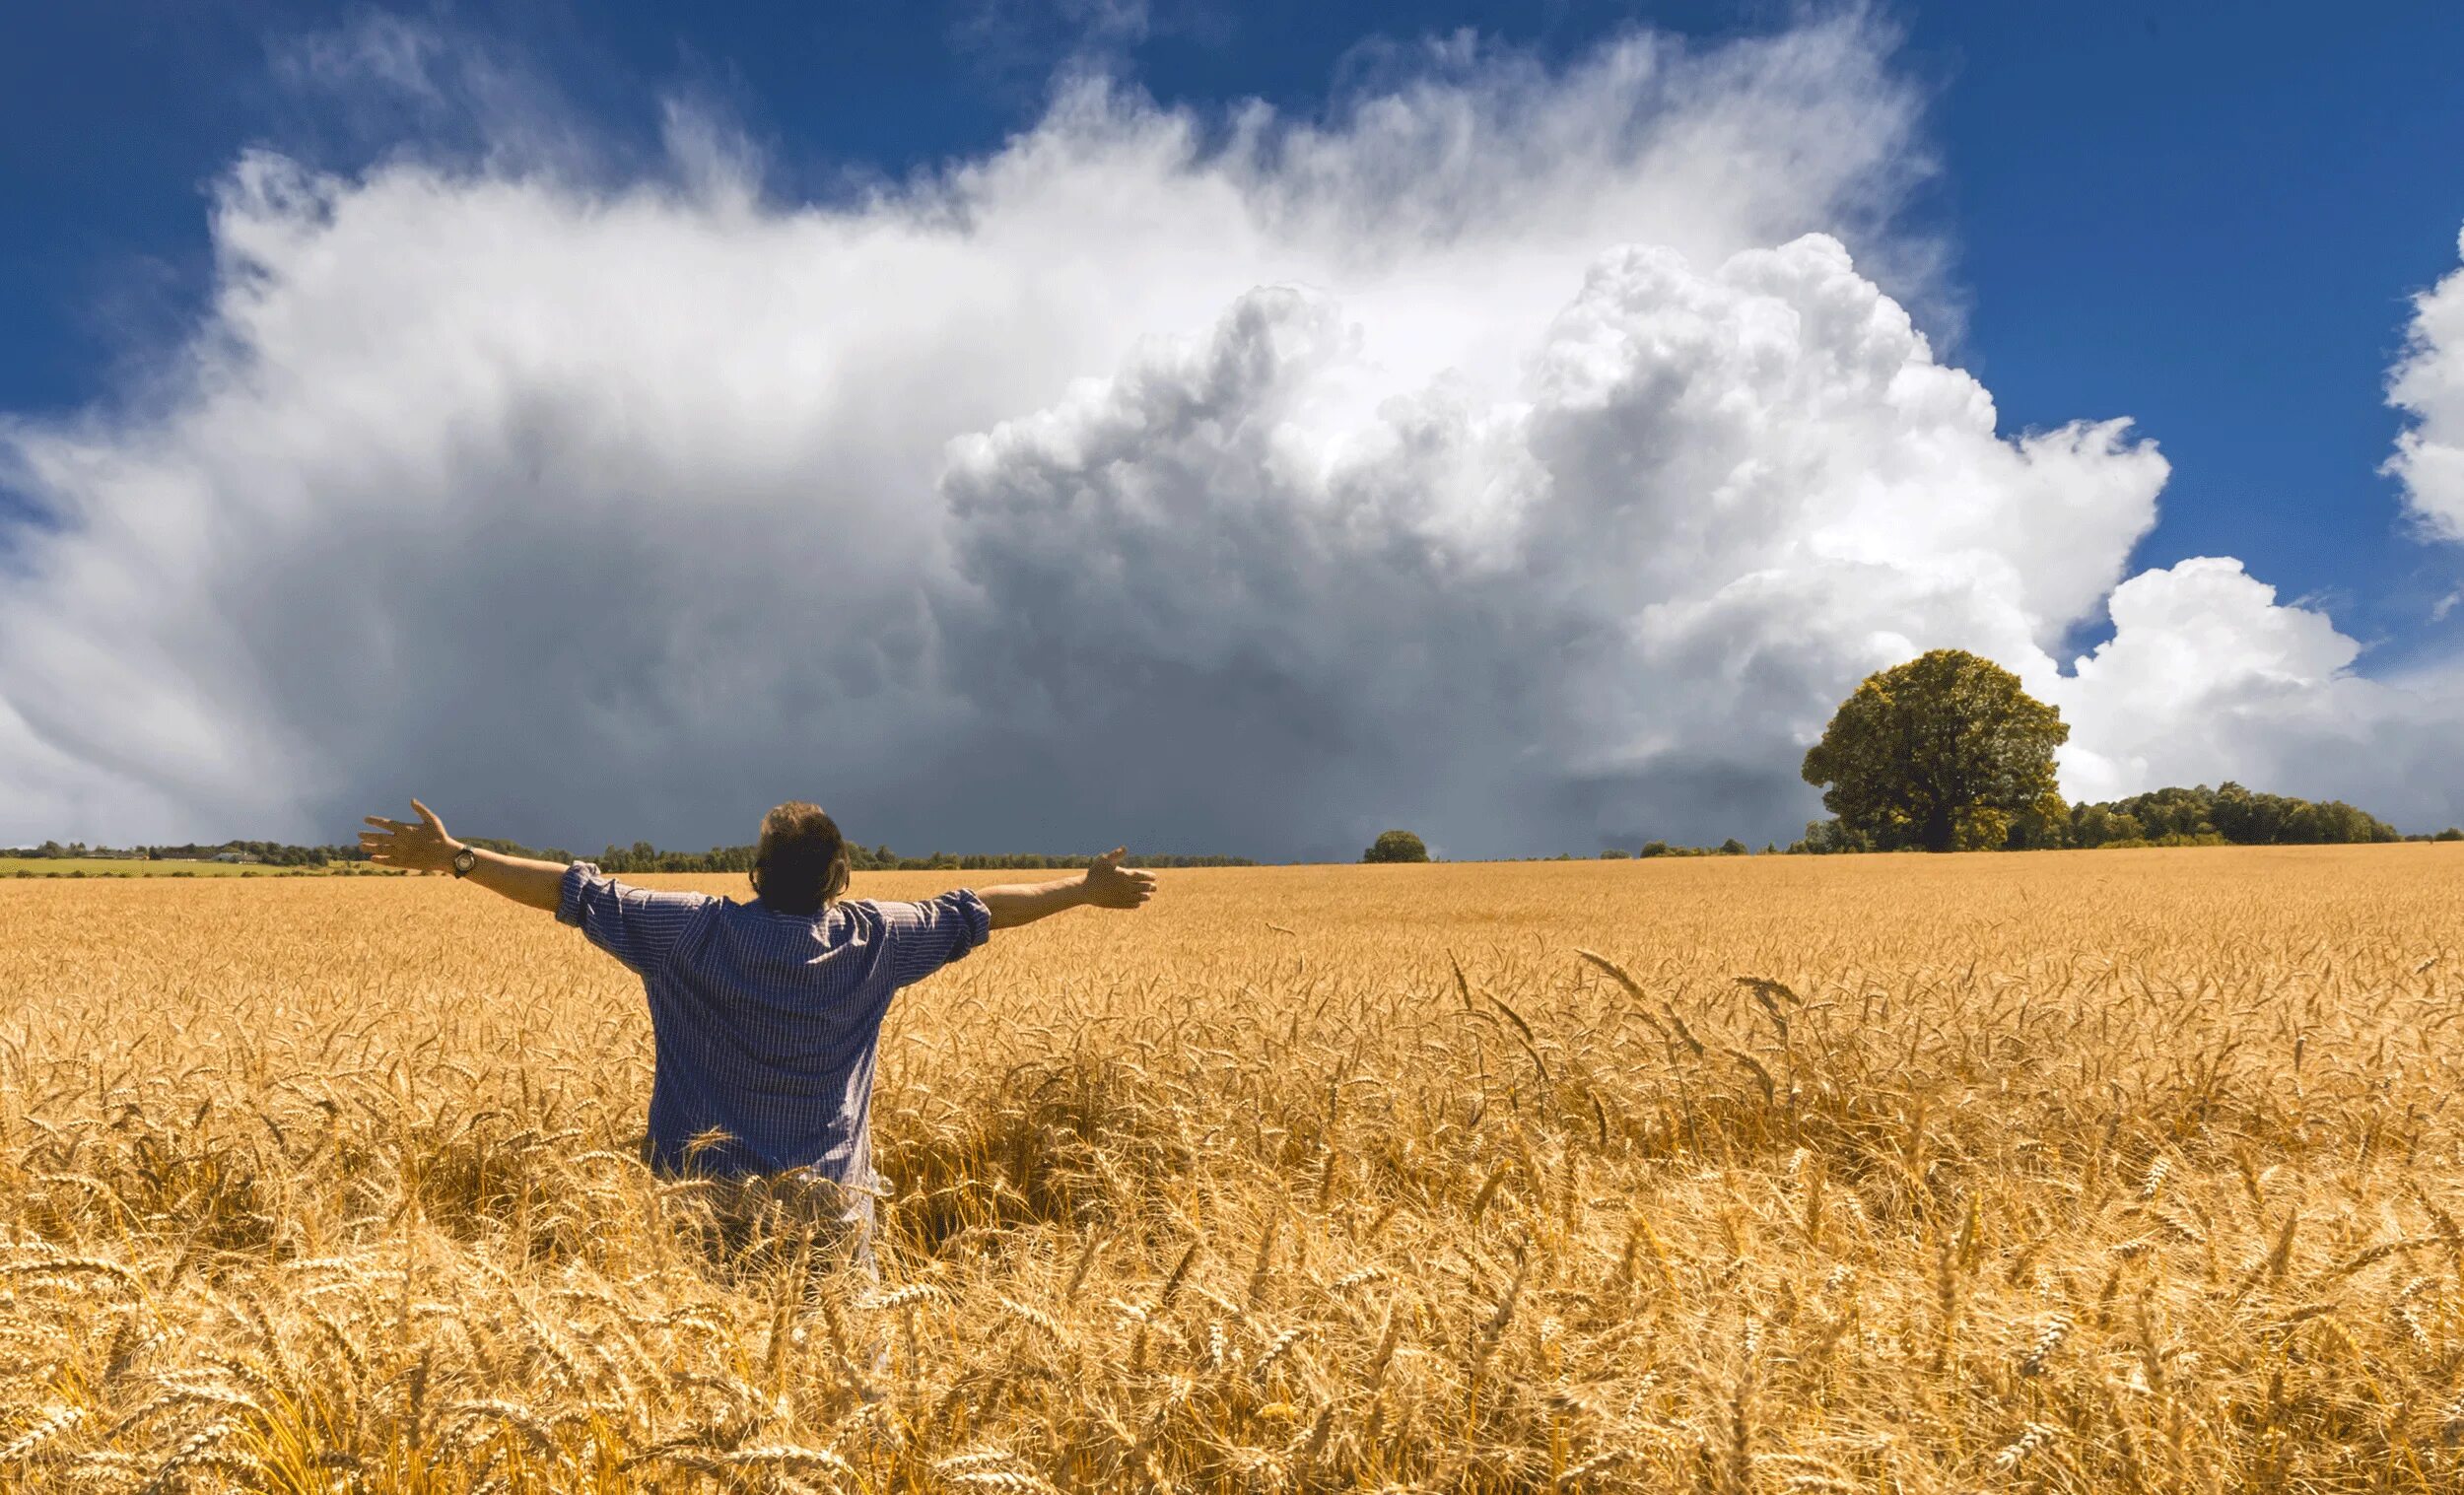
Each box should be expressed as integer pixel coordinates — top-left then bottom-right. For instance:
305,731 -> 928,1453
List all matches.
1790,649 -> 2437,853
0,840 -> 375,865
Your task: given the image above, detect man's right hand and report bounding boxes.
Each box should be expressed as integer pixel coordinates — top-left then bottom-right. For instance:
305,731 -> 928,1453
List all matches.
1082,847 -> 1158,910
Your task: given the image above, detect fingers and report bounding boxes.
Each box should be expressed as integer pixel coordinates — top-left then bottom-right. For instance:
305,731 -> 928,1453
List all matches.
1105,862 -> 1157,908
359,812 -> 416,866
411,798 -> 444,831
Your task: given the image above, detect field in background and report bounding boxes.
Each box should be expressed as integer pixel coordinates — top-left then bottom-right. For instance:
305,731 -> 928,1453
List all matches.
4,849 -> 2463,1491
0,857 -> 401,877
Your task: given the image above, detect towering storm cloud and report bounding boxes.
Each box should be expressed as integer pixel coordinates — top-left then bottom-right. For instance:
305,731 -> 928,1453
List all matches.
3,16 -> 2460,855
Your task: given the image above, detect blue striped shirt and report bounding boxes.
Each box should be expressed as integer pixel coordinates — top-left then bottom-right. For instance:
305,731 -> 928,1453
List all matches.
555,862 -> 991,1211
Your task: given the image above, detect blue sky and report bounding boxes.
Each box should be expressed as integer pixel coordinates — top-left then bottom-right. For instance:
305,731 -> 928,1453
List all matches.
6,2 -> 2464,854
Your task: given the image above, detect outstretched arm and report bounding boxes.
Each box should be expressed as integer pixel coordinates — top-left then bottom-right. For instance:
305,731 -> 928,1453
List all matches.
360,799 -> 565,914
976,847 -> 1157,930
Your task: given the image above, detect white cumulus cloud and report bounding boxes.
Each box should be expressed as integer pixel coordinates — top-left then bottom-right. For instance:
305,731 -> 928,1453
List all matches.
2389,227 -> 2464,539
2051,558 -> 2367,804
3,17 -> 2461,855
2051,555 -> 2464,832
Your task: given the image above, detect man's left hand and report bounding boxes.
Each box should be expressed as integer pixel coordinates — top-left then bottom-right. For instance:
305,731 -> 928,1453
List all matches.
360,798 -> 462,873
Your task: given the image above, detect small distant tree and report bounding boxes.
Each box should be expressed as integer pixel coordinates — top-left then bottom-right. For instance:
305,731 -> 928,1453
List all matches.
1637,841 -> 1673,858
1802,649 -> 2068,852
1599,848 -> 1631,859
1717,838 -> 1749,856
2439,828 -> 2464,843
1362,830 -> 1429,863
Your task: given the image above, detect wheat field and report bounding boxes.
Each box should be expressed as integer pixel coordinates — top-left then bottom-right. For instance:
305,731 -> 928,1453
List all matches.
3,848 -> 2463,1493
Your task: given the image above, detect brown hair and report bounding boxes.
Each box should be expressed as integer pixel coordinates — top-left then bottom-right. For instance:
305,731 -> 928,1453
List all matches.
750,801 -> 852,916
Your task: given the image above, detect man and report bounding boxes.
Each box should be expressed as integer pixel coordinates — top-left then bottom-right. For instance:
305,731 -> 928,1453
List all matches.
359,798 -> 1156,1267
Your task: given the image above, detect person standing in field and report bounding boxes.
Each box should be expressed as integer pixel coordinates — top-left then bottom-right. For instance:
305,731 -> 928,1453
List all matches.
358,798 -> 1157,1270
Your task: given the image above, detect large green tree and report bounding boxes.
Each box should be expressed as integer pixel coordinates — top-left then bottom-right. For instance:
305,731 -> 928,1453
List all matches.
1801,649 -> 2068,852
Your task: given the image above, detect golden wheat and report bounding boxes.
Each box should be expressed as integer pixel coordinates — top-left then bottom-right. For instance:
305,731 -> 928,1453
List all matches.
2,848 -> 2462,1490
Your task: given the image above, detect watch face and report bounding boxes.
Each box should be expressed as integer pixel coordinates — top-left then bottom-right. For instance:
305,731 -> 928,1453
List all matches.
453,849 -> 476,874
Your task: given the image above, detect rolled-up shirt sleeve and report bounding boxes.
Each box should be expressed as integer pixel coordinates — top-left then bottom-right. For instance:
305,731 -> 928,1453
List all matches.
557,862 -> 716,978
871,888 -> 992,988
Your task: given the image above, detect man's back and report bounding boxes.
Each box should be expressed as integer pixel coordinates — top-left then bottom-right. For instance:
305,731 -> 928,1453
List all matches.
357,799 -> 1155,1256
557,862 -> 991,1194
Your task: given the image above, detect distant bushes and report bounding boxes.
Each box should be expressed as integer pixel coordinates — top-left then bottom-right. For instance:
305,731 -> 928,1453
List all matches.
1634,839 -> 1751,858
1790,818 -> 1872,855
2056,783 -> 2398,849
11,779 -> 2440,877
595,841 -> 1257,873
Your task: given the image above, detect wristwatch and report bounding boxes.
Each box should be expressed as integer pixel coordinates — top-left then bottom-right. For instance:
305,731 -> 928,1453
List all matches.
450,846 -> 477,878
